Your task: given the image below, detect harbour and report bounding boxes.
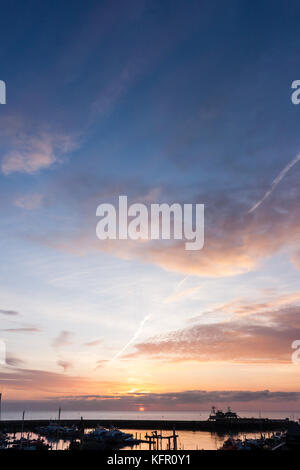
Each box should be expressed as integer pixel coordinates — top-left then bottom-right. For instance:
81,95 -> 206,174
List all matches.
0,406 -> 297,451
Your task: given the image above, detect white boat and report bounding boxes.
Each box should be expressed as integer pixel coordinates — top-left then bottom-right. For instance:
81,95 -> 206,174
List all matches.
86,426 -> 133,443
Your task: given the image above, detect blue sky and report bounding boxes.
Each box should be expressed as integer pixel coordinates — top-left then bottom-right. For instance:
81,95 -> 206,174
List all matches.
1,0 -> 300,410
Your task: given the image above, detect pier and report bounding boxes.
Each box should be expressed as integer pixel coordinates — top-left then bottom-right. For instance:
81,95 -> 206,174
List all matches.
144,430 -> 179,450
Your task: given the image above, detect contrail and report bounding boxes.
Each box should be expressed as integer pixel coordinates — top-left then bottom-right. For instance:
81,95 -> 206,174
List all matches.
248,153 -> 300,213
110,314 -> 151,362
175,276 -> 189,289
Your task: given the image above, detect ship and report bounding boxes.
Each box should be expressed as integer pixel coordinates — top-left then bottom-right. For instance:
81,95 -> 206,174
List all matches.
208,406 -> 240,421
207,406 -> 290,432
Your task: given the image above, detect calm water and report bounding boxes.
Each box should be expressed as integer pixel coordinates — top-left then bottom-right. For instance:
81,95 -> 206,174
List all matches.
2,410 -> 299,421
7,428 -> 285,450
3,410 -> 299,450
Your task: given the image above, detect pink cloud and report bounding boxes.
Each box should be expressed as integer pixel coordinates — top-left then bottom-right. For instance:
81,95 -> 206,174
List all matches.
1,132 -> 76,175
126,305 -> 300,364
57,360 -> 73,372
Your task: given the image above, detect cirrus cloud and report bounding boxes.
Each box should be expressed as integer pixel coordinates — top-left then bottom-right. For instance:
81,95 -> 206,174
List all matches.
126,305 -> 300,364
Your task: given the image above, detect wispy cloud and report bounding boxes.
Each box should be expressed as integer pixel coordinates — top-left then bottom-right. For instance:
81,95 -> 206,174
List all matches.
189,291 -> 300,322
0,367 -> 112,397
84,339 -> 102,347
126,305 -> 300,364
5,354 -> 25,367
163,284 -> 202,304
34,180 -> 300,278
249,153 -> 300,213
0,309 -> 19,316
1,132 -> 76,175
52,330 -> 73,348
57,360 -> 73,372
95,359 -> 109,369
15,193 -> 44,210
0,327 -> 40,333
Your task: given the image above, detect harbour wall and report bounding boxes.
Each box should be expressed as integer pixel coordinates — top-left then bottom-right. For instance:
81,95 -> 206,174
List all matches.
0,418 -> 291,433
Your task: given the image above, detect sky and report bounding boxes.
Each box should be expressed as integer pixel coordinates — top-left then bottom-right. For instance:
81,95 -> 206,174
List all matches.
1,0 -> 300,412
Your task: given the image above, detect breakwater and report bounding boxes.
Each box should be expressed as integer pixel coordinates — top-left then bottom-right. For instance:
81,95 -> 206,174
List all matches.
0,417 -> 291,433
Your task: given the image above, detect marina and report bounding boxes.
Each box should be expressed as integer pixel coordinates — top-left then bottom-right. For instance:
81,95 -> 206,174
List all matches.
0,425 -> 299,451
0,407 -> 297,451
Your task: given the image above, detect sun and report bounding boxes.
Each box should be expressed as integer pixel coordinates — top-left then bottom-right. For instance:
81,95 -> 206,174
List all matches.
139,406 -> 145,412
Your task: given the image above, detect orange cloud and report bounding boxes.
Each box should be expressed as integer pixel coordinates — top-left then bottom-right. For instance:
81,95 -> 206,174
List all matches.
126,306 -> 300,364
189,291 -> 300,321
0,366 -> 120,399
26,179 -> 300,277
